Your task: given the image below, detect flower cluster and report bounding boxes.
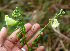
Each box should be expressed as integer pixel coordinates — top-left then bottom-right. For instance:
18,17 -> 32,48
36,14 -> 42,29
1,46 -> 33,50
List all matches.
12,7 -> 21,17
52,19 -> 60,28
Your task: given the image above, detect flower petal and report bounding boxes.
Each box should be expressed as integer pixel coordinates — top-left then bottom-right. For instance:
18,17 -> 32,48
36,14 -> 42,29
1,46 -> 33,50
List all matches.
52,19 -> 60,28
5,15 -> 17,26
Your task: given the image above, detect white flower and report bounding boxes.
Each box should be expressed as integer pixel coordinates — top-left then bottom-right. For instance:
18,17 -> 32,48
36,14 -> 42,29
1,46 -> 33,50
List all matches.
52,19 -> 60,28
5,15 -> 17,26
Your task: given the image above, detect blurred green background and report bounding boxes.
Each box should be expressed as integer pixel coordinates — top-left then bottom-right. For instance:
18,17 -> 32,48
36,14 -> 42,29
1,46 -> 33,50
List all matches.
0,0 -> 70,51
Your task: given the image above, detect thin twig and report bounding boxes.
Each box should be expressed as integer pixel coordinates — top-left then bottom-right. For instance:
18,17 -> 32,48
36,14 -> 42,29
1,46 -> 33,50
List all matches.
60,40 -> 68,51
51,38 -> 59,51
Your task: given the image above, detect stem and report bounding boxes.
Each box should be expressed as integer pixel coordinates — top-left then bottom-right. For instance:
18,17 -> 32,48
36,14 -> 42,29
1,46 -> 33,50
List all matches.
30,12 -> 61,49
38,12 -> 61,38
21,16 -> 30,50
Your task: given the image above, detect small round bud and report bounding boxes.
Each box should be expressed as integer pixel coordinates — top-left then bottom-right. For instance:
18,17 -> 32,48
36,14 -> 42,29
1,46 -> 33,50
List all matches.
62,11 -> 65,14
16,7 -> 18,9
22,41 -> 24,46
60,15 -> 62,17
38,35 -> 42,40
19,14 -> 21,16
17,33 -> 22,40
14,13 -> 16,14
34,38 -> 37,42
32,41 -> 35,44
55,13 -> 58,16
35,43 -> 38,47
60,9 -> 63,13
49,19 -> 53,22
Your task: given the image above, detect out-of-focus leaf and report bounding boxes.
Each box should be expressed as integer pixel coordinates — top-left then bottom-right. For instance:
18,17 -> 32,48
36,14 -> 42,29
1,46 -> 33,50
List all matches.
24,15 -> 31,20
43,33 -> 48,42
46,26 -> 51,31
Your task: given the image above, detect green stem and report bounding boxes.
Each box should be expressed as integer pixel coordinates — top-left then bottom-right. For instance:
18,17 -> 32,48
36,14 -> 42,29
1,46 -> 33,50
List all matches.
21,17 -> 30,50
30,12 -> 61,50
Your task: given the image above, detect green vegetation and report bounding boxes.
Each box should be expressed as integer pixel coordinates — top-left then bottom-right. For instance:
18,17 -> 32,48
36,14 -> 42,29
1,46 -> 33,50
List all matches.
0,0 -> 70,51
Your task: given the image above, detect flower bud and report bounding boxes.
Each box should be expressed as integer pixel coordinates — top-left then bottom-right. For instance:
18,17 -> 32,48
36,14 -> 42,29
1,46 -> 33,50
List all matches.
60,15 -> 62,17
62,11 -> 65,14
60,9 -> 63,13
